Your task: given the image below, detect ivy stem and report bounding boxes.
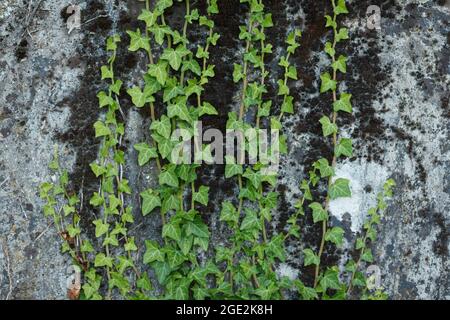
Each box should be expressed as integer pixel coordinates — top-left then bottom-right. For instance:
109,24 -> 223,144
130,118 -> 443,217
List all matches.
236,16 -> 254,218
179,0 -> 190,86
347,219 -> 373,296
144,0 -> 162,172
314,1 -> 338,288
278,52 -> 292,123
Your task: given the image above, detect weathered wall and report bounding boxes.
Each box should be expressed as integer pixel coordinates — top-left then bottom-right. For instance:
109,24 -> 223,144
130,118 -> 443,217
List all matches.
0,0 -> 448,299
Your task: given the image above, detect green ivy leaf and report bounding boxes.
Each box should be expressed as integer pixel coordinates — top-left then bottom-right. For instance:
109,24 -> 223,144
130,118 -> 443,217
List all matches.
233,63 -> 244,83
361,249 -> 374,263
162,222 -> 181,241
335,138 -> 353,158
150,115 -> 172,139
80,240 -> 94,253
320,267 -> 341,291
332,55 -> 347,73
148,61 -> 169,85
225,157 -> 243,178
94,253 -> 113,268
313,158 -> 334,178
152,261 -> 171,285
303,248 -> 320,266
186,219 -> 210,239
161,45 -> 189,71
127,86 -> 149,108
143,240 -> 164,263
193,186 -> 209,206
333,93 -> 352,113
134,143 -> 158,166
281,96 -> 294,114
94,121 -> 111,137
325,227 -> 345,247
137,273 -> 153,291
97,91 -> 114,108
220,201 -> 238,224
335,0 -> 349,15
89,192 -> 104,207
137,9 -> 160,28
168,101 -> 192,122
140,189 -> 161,216
309,202 -> 328,223
243,168 -> 261,189
336,28 -> 349,42
100,65 -> 113,80
124,237 -> 138,252
90,162 -> 106,178
325,42 -> 335,57
93,219 -> 109,238
319,116 -> 338,137
159,166 -> 179,188
182,59 -> 202,76
156,0 -> 173,11
127,29 -> 150,52
240,208 -> 260,231
199,102 -> 218,116
329,178 -> 351,200
320,72 -> 337,93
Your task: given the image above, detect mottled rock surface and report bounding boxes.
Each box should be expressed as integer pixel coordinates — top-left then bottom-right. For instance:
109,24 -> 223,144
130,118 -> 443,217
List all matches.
0,0 -> 448,299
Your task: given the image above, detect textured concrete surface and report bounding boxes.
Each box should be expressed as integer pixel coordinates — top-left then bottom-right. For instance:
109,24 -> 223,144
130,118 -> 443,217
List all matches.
0,0 -> 448,299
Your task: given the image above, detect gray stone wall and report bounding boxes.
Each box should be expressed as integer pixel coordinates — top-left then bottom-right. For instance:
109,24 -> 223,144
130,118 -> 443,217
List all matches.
0,0 -> 448,299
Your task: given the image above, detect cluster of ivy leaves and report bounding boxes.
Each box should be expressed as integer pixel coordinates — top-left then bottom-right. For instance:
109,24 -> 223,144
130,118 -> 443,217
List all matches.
214,0 -> 302,299
40,0 -> 396,300
127,0 -> 221,299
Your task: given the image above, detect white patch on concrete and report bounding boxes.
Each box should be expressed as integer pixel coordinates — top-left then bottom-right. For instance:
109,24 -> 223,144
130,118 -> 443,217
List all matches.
329,160 -> 390,233
277,263 -> 299,281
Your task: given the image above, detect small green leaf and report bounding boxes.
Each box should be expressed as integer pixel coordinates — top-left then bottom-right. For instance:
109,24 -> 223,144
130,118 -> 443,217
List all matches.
303,248 -> 320,266
319,116 -> 338,137
333,93 -> 352,113
93,219 -> 109,238
199,102 -> 218,116
161,45 -> 189,71
281,96 -> 294,114
361,249 -> 374,263
137,9 -> 159,28
320,267 -> 341,291
134,143 -> 158,166
159,166 -> 179,188
240,208 -> 259,231
143,240 -> 164,263
94,253 -> 113,268
320,72 -> 336,93
127,86 -> 148,108
332,55 -> 347,73
94,121 -> 111,137
150,115 -> 172,139
127,29 -> 150,52
220,201 -> 238,225
309,202 -> 328,223
140,189 -> 161,216
336,28 -> 349,42
335,138 -> 353,157
335,0 -> 349,15
101,65 -> 113,80
329,178 -> 351,200
148,61 -> 168,85
80,240 -> 94,253
233,63 -> 244,83
193,186 -> 209,206
325,227 -> 345,247
162,223 -> 181,241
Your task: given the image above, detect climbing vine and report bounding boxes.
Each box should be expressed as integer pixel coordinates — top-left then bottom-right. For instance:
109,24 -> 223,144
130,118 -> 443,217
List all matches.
40,0 -> 396,301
